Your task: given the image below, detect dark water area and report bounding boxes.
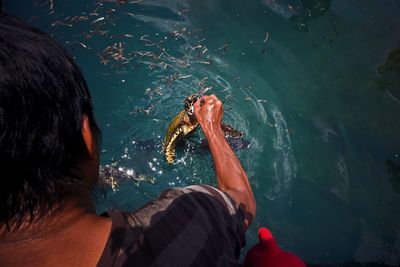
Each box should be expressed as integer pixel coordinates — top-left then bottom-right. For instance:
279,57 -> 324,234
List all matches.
3,0 -> 400,265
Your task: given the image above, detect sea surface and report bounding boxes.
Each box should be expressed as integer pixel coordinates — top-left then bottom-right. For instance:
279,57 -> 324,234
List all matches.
4,0 -> 400,265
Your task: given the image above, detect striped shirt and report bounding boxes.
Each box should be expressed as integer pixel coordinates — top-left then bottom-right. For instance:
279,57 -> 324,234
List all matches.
97,185 -> 246,267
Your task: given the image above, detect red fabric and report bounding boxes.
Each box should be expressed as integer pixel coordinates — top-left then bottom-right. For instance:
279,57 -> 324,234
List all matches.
244,227 -> 306,267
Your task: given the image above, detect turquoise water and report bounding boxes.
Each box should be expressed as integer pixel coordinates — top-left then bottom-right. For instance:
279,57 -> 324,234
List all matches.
4,0 -> 400,265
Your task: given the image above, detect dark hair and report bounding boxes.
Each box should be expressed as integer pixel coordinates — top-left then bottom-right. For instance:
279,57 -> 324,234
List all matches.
0,12 -> 100,228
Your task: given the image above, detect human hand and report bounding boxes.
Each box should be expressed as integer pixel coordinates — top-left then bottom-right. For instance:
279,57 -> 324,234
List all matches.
194,94 -> 224,135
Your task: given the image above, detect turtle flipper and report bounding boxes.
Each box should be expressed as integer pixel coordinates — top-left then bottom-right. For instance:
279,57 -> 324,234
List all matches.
164,126 -> 184,164
221,123 -> 244,138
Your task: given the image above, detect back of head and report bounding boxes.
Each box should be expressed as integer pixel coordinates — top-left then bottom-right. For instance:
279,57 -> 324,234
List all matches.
0,11 -> 100,229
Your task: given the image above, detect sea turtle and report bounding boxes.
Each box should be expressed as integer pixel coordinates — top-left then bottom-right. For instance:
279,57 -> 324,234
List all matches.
163,94 -> 244,164
164,94 -> 199,163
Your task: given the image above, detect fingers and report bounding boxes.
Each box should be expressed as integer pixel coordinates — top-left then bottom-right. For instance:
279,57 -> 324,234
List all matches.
207,95 -> 223,111
210,94 -> 218,100
193,96 -> 203,113
200,98 -> 205,107
194,94 -> 223,117
195,95 -> 220,108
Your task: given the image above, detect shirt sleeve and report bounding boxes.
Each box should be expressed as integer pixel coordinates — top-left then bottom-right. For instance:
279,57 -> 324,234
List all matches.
115,185 -> 246,267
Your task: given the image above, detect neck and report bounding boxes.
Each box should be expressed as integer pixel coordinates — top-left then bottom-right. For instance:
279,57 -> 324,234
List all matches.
0,185 -> 112,267
0,185 -> 95,242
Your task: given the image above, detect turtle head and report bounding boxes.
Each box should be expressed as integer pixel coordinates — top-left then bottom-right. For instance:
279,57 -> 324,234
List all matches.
184,94 -> 199,116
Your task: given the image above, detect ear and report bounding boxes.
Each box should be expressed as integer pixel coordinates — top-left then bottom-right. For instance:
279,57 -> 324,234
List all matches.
81,114 -> 96,158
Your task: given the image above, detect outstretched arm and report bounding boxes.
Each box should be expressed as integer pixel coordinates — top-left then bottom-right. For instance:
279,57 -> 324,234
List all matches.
194,95 -> 256,229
